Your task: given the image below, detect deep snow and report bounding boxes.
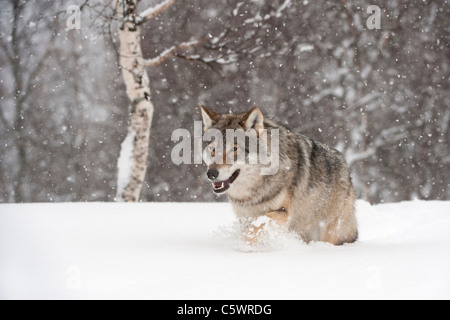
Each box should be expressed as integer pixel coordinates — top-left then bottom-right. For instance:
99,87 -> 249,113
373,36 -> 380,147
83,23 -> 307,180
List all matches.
0,200 -> 449,300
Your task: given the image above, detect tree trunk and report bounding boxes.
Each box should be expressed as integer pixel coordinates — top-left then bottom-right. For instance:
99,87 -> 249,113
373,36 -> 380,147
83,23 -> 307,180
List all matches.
11,1 -> 26,203
360,111 -> 372,203
116,1 -> 154,202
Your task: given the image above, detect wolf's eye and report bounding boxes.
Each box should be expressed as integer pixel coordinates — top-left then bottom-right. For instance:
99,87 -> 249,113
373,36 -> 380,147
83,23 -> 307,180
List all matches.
210,147 -> 215,156
232,147 -> 238,152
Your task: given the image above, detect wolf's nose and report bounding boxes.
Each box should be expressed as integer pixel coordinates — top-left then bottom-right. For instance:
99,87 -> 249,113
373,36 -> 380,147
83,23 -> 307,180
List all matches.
207,169 -> 219,181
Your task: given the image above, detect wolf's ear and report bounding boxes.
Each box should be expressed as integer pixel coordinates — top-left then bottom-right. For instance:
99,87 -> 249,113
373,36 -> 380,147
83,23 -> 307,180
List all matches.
201,105 -> 220,130
242,107 -> 264,134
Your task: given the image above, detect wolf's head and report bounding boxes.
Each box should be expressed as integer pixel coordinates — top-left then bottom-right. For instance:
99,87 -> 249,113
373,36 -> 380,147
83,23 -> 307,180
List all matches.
201,106 -> 278,196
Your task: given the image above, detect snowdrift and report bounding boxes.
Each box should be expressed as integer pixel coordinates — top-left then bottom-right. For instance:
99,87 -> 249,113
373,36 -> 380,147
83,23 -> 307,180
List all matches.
0,200 -> 449,299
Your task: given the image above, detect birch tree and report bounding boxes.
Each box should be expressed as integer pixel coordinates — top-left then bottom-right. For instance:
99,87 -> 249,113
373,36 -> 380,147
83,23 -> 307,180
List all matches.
114,0 -> 199,202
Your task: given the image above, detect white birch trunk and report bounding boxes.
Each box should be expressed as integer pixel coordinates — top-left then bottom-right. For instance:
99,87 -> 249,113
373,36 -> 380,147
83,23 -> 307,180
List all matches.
116,1 -> 154,202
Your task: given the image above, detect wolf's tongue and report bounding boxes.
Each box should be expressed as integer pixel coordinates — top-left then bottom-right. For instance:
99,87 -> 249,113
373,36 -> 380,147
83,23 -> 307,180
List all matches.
213,181 -> 229,189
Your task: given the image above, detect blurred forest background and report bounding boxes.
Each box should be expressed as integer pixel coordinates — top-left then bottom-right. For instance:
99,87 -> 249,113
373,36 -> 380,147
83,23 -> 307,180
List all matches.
0,0 -> 449,204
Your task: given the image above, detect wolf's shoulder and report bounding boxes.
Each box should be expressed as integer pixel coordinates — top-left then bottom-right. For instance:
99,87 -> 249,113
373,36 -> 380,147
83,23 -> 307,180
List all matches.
309,138 -> 344,158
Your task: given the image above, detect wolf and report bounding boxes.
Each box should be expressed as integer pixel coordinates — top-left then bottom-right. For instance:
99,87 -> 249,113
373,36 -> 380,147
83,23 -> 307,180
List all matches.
201,106 -> 358,246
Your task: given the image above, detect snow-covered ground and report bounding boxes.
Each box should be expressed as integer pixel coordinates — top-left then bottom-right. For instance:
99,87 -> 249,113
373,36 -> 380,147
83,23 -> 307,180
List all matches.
0,200 -> 449,300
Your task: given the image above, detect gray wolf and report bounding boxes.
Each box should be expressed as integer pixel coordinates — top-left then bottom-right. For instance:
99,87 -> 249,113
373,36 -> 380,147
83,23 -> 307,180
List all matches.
201,106 -> 358,246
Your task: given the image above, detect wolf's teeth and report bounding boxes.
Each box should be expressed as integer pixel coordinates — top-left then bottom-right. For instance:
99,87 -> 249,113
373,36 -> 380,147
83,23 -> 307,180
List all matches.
221,182 -> 225,189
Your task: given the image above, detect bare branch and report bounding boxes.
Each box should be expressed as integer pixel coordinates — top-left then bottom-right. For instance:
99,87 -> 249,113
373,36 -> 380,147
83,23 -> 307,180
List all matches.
0,39 -> 12,63
140,39 -> 201,67
18,30 -> 57,107
0,106 -> 9,128
339,0 -> 360,36
20,52 -> 49,104
136,0 -> 176,25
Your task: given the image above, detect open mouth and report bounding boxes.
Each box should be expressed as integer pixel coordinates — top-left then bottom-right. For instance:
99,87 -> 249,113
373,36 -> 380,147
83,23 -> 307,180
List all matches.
212,170 -> 240,194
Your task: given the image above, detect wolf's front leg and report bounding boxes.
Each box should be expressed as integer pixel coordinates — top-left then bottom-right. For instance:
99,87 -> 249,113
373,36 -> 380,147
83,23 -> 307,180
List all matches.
243,209 -> 290,247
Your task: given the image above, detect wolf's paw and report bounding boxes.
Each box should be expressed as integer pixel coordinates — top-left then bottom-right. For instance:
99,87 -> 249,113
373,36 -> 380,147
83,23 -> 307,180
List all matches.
240,216 -> 272,249
236,213 -> 295,252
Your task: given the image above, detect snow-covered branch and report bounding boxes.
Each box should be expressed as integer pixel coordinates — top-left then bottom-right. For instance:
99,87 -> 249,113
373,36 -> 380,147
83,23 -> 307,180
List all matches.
176,0 -> 296,71
346,148 -> 376,167
275,0 -> 292,18
242,0 -> 291,24
346,127 -> 407,166
140,39 -> 201,67
136,0 -> 176,25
